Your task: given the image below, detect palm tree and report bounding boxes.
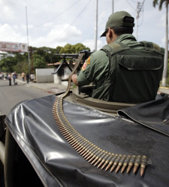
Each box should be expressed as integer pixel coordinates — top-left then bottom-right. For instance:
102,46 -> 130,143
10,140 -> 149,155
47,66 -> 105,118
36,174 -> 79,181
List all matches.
153,0 -> 169,87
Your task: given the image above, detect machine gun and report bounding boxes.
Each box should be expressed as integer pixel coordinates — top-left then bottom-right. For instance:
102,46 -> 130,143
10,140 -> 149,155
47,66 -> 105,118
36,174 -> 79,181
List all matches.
53,50 -> 92,76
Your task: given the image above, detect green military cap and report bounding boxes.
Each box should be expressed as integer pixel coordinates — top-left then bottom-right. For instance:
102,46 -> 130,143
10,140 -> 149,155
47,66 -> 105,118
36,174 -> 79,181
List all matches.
101,11 -> 135,37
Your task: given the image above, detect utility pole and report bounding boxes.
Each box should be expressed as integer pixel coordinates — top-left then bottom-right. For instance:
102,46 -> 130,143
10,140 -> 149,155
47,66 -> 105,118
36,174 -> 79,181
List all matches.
136,0 -> 145,40
25,6 -> 31,76
162,2 -> 168,87
94,0 -> 98,51
112,0 -> 114,13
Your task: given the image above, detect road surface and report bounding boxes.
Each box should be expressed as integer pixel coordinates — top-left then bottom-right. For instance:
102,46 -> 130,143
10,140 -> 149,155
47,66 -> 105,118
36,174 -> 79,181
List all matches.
0,80 -> 52,115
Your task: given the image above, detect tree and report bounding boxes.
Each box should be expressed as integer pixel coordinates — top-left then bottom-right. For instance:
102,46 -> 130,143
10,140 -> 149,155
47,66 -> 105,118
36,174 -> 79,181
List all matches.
56,46 -> 63,54
0,43 -> 90,74
33,54 -> 47,69
14,60 -> 28,73
60,44 -> 73,54
0,56 -> 17,72
153,0 -> 169,86
59,43 -> 90,54
74,43 -> 90,53
13,54 -> 28,73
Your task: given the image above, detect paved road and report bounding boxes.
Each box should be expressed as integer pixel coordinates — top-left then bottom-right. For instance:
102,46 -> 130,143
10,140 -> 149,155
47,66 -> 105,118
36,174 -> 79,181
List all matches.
0,79 -> 53,115
1,76 -> 169,115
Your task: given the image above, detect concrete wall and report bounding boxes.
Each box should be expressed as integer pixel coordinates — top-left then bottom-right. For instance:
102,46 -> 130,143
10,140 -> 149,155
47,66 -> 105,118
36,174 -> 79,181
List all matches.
35,68 -> 54,83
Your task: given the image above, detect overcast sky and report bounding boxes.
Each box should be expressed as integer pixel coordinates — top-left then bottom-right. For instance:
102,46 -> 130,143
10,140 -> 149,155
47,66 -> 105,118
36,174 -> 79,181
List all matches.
0,0 -> 166,51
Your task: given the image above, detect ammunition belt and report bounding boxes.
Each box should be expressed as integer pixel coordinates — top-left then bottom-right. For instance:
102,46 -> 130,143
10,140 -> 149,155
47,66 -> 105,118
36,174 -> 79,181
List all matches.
53,53 -> 148,176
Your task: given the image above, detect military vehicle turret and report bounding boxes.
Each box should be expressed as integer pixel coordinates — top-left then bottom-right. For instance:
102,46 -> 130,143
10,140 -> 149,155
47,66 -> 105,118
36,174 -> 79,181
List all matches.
0,51 -> 169,187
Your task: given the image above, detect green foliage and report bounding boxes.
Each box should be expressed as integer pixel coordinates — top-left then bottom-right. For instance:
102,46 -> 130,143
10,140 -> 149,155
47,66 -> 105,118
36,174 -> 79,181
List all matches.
60,44 -> 72,53
74,43 -> 90,53
33,54 -> 46,69
153,0 -> 169,10
0,56 -> 17,72
0,43 -> 90,74
60,43 -> 90,54
14,60 -> 28,74
56,46 -> 63,53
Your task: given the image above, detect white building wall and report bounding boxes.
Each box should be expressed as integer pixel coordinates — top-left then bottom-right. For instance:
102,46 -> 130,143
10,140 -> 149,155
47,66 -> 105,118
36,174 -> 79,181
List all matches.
35,68 -> 54,83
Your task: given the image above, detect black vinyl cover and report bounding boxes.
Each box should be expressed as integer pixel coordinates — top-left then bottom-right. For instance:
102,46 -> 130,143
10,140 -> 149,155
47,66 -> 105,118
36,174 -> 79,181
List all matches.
5,95 -> 169,187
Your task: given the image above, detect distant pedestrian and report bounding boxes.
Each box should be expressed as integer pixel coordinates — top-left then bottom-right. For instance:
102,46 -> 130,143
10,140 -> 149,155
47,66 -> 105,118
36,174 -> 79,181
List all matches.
30,74 -> 35,82
26,73 -> 30,84
8,74 -> 12,86
21,72 -> 25,81
12,72 -> 17,85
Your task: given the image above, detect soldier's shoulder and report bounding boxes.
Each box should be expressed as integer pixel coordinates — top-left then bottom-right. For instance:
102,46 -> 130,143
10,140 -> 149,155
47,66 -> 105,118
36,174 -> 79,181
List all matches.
102,43 -> 122,51
91,49 -> 107,59
140,41 -> 163,53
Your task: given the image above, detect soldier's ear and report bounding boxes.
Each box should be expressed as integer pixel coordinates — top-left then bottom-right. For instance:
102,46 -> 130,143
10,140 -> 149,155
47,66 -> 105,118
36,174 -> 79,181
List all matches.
108,28 -> 113,40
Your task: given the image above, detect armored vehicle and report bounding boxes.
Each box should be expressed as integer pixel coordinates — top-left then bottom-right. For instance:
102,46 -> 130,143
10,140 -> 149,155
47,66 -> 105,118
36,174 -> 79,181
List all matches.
0,52 -> 169,187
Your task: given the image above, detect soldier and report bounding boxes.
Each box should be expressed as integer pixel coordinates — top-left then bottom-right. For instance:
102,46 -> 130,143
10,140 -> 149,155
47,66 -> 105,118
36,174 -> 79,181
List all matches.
72,11 -> 164,103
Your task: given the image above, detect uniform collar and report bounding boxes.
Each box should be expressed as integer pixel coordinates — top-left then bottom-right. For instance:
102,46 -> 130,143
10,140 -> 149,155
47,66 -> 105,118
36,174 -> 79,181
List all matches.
115,34 -> 136,43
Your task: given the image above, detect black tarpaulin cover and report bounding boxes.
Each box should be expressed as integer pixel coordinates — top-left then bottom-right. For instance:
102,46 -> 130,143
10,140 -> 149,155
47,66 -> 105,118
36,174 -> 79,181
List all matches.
5,95 -> 169,187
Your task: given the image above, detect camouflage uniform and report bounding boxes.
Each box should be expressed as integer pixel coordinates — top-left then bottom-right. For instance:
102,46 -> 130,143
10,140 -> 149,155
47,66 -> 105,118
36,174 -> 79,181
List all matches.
77,34 -> 163,103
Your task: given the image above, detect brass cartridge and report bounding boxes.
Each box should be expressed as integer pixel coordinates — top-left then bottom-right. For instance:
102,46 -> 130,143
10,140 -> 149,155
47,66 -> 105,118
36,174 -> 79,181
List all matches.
121,155 -> 131,173
140,155 -> 147,176
115,154 -> 126,173
126,155 -> 136,173
133,155 -> 141,174
110,154 -> 122,172
105,154 -> 118,171
101,153 -> 114,170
